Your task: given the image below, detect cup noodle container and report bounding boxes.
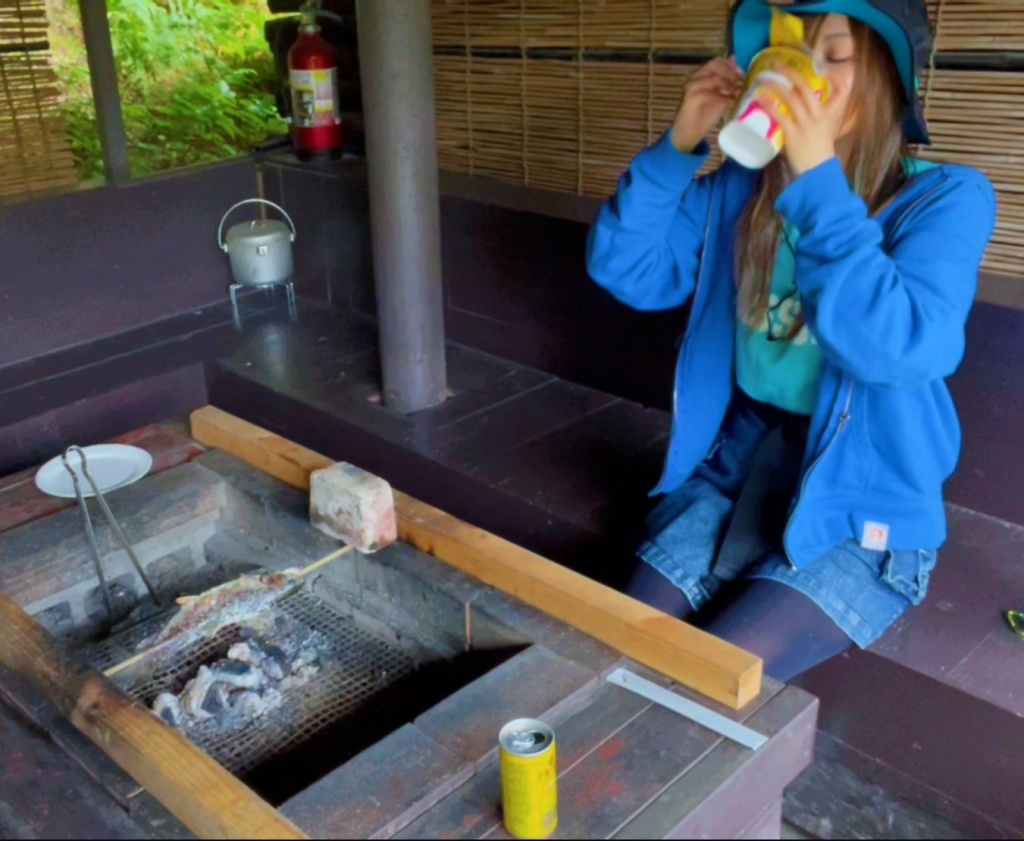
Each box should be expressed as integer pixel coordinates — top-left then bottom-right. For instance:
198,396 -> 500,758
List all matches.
719,46 -> 830,170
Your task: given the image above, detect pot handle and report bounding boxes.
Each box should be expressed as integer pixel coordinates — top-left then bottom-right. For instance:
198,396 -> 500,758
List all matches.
218,199 -> 297,252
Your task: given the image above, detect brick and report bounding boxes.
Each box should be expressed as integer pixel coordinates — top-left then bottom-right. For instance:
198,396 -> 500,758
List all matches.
373,541 -> 488,607
281,724 -> 473,840
309,571 -> 442,660
21,509 -> 220,628
147,549 -> 198,593
415,645 -> 597,768
398,683 -> 651,840
84,574 -> 137,625
310,462 -> 397,553
194,449 -> 287,502
0,462 -> 225,608
198,449 -> 336,560
469,589 -> 621,675
352,544 -> 489,652
33,601 -> 74,638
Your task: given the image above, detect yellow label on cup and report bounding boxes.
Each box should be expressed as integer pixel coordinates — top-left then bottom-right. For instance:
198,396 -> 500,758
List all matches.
719,45 -> 830,169
770,7 -> 806,48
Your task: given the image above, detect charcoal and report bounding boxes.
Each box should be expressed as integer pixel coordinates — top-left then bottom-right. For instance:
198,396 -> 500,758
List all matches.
180,666 -> 217,720
209,659 -> 263,690
259,644 -> 289,681
201,684 -> 231,717
152,693 -> 182,729
228,639 -> 289,681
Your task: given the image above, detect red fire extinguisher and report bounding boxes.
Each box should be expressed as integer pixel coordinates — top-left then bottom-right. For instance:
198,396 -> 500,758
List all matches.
288,3 -> 343,157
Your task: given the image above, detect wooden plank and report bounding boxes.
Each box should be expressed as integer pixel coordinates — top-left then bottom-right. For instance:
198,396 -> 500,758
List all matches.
396,681 -> 653,840
189,406 -> 764,709
0,590 -> 307,841
414,645 -> 597,767
0,700 -> 143,841
280,724 -> 474,840
614,686 -> 817,839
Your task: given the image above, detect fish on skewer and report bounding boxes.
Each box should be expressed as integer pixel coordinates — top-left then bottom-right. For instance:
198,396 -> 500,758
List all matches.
136,570 -> 303,657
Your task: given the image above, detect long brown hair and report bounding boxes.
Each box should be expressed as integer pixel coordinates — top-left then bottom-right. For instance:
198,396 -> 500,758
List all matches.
735,15 -> 908,333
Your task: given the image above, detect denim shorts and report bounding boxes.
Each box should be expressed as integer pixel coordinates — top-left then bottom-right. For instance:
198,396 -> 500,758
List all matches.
637,392 -> 938,649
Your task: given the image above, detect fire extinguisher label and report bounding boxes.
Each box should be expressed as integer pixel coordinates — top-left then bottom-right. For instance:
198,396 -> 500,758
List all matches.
289,68 -> 340,128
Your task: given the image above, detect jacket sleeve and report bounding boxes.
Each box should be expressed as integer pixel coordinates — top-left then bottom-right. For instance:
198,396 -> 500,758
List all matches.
586,130 -> 716,312
777,158 -> 997,388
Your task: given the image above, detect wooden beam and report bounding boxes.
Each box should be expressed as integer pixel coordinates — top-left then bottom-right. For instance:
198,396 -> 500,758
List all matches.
190,406 -> 763,709
0,589 -> 307,840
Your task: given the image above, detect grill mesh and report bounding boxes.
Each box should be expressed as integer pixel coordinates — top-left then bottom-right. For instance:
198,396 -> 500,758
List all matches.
85,590 -> 417,775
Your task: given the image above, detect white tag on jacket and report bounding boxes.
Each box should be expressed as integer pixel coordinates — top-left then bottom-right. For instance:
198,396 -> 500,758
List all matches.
861,521 -> 890,552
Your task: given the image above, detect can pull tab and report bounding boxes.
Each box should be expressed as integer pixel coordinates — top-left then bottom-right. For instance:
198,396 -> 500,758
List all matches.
508,730 -> 546,751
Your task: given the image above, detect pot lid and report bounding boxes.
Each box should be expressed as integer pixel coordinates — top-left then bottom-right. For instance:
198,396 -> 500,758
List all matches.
225,218 -> 293,247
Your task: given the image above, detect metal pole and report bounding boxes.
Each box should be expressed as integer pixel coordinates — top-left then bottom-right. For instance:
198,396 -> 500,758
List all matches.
356,0 -> 447,414
79,0 -> 131,186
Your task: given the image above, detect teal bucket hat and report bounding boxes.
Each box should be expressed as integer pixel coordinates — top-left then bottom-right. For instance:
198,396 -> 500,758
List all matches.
728,0 -> 933,144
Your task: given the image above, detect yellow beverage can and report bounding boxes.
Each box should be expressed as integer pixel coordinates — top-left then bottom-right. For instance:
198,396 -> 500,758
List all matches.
499,718 -> 558,840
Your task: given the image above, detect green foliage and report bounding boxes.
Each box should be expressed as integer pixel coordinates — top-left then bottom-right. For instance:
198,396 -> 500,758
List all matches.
51,0 -> 286,180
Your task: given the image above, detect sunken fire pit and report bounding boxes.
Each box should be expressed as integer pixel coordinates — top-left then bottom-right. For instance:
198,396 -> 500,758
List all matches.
0,448 -> 528,806
0,421 -> 818,840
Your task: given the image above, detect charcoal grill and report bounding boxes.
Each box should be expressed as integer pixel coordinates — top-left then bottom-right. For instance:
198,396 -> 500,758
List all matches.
86,588 -> 416,776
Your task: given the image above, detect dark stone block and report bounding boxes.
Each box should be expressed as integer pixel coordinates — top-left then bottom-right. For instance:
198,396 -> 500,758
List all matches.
280,724 -> 473,839
414,645 -> 597,768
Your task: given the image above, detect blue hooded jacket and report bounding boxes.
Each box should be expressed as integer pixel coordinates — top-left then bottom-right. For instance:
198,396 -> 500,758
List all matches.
586,137 -> 996,566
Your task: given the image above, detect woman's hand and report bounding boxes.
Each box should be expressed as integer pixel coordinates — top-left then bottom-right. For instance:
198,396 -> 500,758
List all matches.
671,57 -> 745,154
755,67 -> 846,176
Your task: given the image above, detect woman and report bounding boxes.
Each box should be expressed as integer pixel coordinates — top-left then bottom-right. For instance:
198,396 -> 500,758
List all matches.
586,0 -> 996,681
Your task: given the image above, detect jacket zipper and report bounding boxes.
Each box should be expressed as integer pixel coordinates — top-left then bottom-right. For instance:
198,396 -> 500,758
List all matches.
780,175 -> 949,563
782,381 -> 854,567
655,188 -> 717,493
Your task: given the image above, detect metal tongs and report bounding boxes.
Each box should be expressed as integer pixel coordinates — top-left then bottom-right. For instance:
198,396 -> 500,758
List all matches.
62,445 -> 162,623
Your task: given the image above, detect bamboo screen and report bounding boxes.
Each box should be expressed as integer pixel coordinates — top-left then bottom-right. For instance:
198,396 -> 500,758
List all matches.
0,0 -> 78,202
432,0 -> 1024,277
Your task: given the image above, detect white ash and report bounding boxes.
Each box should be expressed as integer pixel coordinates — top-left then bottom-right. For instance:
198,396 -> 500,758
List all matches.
150,628 -> 325,731
179,666 -> 218,721
152,693 -> 182,729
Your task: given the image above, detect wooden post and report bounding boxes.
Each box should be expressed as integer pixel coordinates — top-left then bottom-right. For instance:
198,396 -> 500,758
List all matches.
0,590 -> 307,840
79,0 -> 131,186
190,406 -> 764,710
356,0 -> 448,414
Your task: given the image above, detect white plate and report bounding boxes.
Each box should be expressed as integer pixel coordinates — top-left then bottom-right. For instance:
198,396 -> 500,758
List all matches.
35,444 -> 153,499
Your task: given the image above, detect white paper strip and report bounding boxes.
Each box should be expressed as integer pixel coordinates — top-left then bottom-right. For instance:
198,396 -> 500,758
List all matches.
605,668 -> 768,751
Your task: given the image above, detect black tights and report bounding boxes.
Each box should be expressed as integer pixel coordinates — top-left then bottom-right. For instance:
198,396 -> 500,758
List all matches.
628,562 -> 852,683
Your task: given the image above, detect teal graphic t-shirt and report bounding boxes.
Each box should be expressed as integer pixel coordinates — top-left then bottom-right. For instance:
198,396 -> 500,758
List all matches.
735,222 -> 823,415
735,158 -> 940,416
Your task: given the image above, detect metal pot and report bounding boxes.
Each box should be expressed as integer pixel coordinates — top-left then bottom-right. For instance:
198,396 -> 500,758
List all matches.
217,199 -> 297,288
